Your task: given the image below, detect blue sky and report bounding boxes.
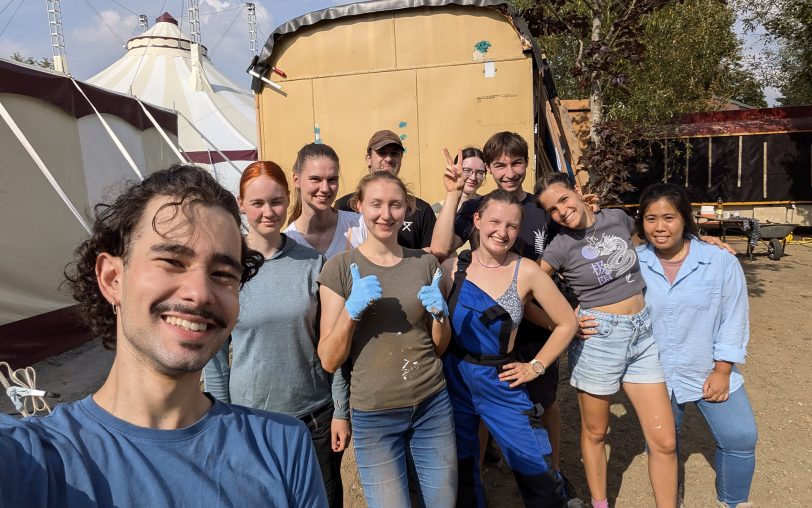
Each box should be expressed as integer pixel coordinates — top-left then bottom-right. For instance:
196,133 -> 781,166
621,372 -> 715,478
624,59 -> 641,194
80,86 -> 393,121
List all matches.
0,0 -> 341,88
0,0 -> 777,105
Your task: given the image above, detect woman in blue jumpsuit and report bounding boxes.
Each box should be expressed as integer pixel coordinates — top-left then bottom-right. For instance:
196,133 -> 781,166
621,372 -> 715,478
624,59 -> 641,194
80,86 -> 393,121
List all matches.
438,190 -> 578,507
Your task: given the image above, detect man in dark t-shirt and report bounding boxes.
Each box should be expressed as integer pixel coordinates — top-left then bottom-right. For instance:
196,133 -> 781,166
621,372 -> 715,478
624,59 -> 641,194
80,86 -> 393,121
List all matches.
432,132 -> 573,488
334,130 -> 436,250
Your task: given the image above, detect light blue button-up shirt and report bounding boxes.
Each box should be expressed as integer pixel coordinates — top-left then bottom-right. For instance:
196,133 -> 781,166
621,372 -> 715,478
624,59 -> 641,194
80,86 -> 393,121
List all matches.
637,238 -> 749,404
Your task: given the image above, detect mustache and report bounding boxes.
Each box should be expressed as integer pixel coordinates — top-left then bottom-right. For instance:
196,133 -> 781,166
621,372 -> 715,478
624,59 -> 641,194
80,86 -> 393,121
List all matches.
151,302 -> 228,329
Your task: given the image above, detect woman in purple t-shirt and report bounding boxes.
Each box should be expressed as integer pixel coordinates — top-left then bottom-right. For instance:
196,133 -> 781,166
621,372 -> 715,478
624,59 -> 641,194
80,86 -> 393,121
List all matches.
536,173 -> 677,508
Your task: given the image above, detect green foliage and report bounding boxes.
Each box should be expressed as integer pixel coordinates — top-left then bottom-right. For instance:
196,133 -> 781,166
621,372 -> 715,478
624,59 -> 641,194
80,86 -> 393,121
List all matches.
513,0 -> 766,123
605,0 -> 767,125
739,0 -> 812,106
509,0 -> 767,200
10,52 -> 54,69
578,122 -> 649,203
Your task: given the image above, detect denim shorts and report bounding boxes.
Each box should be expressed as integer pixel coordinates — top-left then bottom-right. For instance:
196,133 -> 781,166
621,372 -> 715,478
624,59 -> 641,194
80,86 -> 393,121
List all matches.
568,306 -> 665,395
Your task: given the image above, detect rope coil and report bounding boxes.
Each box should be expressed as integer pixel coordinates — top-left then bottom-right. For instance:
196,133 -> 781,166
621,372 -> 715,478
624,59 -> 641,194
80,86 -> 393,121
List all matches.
0,362 -> 59,417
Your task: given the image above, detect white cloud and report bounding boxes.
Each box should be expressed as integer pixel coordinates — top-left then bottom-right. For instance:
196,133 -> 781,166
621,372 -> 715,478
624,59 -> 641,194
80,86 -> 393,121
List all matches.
201,0 -> 233,11
70,10 -> 138,46
0,39 -> 37,61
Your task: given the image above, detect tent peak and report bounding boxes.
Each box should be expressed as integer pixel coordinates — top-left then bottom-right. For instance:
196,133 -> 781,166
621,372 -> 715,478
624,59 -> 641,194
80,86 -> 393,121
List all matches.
156,12 -> 178,25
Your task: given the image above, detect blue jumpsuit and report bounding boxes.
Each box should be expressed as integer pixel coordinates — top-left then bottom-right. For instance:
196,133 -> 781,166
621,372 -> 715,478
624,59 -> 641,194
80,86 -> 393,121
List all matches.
444,252 -> 566,507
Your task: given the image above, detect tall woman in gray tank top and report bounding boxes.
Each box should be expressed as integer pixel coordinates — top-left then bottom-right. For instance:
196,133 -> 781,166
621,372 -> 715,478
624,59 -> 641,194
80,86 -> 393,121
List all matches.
536,172 -> 678,508
203,161 -> 348,507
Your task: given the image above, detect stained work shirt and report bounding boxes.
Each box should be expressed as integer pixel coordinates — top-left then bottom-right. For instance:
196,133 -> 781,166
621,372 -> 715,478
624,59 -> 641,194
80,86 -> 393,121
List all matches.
0,396 -> 328,507
318,248 -> 446,411
637,239 -> 749,404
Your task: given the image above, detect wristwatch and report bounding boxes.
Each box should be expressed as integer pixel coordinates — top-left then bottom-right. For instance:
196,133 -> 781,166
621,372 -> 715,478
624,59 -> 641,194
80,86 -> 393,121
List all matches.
530,359 -> 546,376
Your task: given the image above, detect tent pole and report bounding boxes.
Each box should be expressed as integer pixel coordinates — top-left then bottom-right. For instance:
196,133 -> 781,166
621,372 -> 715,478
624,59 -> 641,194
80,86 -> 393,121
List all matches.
0,99 -> 91,234
176,111 -> 244,176
134,97 -> 187,163
70,78 -> 144,181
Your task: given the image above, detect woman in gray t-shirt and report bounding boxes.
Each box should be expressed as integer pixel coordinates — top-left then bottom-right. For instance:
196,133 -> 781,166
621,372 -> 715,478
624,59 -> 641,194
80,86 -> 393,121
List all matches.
317,171 -> 457,508
536,173 -> 678,508
203,161 -> 347,507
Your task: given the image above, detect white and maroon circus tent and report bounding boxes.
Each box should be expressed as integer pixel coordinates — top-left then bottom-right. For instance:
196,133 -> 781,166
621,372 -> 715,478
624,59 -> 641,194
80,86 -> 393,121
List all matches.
0,57 -> 180,367
88,12 -> 257,195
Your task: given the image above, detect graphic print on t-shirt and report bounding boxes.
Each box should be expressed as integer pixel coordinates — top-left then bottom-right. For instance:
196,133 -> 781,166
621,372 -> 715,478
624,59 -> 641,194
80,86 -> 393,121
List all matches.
533,226 -> 547,257
581,233 -> 636,286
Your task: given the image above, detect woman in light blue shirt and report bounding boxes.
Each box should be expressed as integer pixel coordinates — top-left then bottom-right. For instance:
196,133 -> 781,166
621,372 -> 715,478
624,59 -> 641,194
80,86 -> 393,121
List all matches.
584,183 -> 757,508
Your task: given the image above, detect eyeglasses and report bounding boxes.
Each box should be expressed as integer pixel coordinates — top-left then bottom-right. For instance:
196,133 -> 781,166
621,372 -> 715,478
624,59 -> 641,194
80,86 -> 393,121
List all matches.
461,168 -> 487,180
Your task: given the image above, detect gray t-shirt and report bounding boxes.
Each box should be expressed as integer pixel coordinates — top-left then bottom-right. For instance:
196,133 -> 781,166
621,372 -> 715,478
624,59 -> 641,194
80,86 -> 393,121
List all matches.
542,208 -> 645,308
318,248 -> 446,411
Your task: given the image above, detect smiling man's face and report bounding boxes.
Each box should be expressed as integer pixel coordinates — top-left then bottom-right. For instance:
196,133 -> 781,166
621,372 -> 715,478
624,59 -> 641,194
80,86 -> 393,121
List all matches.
111,196 -> 242,377
487,152 -> 527,194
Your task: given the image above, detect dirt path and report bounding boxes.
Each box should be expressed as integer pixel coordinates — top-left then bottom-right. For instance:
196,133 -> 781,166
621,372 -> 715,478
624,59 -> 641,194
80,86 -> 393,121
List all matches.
4,236 -> 810,507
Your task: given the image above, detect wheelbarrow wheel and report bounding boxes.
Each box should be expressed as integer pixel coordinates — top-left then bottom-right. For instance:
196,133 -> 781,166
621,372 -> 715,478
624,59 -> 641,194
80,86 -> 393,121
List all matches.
768,238 -> 783,260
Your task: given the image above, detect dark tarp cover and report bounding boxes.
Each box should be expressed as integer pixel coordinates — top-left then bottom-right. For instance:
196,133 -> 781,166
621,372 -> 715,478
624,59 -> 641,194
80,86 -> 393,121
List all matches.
625,131 -> 812,203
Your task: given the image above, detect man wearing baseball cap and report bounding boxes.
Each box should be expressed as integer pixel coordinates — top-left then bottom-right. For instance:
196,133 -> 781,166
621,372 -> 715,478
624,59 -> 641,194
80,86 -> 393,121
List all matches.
335,130 -> 436,250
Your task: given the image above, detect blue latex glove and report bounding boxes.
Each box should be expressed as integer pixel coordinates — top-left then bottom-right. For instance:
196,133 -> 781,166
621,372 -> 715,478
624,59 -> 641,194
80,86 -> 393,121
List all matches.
345,263 -> 382,320
417,268 -> 448,319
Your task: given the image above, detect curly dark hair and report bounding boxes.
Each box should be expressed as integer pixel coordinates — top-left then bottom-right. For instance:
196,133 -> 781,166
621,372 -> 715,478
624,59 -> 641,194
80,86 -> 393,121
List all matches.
64,164 -> 263,349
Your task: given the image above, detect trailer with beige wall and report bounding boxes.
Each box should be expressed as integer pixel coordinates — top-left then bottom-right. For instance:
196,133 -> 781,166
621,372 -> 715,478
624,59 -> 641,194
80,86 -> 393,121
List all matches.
249,0 -> 579,205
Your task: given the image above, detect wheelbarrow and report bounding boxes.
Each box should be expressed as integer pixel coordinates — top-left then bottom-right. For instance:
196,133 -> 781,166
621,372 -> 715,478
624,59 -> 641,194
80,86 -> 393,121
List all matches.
749,222 -> 797,261
696,217 -> 796,261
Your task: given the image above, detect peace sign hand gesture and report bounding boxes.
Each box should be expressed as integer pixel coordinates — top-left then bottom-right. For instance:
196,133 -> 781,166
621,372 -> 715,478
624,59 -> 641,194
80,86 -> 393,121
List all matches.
442,148 -> 466,194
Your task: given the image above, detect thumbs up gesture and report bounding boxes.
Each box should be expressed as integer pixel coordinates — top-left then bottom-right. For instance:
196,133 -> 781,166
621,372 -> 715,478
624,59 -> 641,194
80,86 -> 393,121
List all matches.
417,268 -> 448,320
345,263 -> 382,321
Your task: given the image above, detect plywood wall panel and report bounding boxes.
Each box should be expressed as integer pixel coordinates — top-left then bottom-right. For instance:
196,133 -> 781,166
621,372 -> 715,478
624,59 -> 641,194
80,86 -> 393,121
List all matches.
415,58 -> 535,204
394,6 -> 524,68
269,13 -> 396,81
312,70 -> 419,196
258,79 -> 315,173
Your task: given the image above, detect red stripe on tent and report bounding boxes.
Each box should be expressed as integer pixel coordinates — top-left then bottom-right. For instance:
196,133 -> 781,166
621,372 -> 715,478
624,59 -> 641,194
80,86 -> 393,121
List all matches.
183,150 -> 258,164
0,306 -> 95,369
0,59 -> 179,136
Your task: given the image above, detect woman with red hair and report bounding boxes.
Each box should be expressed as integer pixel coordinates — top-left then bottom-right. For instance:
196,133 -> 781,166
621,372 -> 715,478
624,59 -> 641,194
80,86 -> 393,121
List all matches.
204,161 -> 348,507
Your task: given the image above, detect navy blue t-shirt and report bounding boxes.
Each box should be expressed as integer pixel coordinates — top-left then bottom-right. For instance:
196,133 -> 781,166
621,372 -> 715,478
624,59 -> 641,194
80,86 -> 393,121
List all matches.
454,193 -> 556,260
0,396 -> 328,507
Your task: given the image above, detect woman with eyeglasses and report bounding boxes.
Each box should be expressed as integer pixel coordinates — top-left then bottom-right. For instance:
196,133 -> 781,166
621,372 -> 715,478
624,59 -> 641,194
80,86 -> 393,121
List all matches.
457,147 -> 487,207
432,147 -> 487,214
